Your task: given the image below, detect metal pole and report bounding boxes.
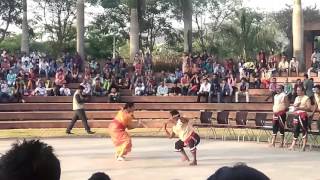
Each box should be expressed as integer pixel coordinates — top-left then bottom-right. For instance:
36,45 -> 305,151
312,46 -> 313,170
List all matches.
113,35 -> 116,59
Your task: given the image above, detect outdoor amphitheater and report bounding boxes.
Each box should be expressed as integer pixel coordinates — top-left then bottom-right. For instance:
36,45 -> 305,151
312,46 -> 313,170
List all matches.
1,0 -> 320,180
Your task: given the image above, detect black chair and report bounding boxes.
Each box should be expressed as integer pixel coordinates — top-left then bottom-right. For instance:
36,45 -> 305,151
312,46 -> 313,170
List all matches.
193,111 -> 216,139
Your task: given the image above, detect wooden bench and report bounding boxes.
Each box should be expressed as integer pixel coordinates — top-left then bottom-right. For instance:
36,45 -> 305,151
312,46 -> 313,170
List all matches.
0,103 -> 273,112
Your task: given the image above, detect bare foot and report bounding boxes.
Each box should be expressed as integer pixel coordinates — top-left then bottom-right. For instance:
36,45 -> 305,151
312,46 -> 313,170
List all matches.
189,161 -> 197,166
278,144 -> 284,148
181,156 -> 190,162
288,146 -> 295,151
268,143 -> 275,148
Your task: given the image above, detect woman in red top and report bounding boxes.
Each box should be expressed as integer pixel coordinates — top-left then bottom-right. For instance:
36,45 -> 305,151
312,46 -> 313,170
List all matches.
180,73 -> 190,95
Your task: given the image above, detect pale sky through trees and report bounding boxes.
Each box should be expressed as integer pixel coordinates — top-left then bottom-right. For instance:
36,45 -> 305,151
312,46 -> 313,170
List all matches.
7,0 -> 320,34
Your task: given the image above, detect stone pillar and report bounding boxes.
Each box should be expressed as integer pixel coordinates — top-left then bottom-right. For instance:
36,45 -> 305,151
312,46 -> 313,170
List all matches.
76,0 -> 85,61
21,0 -> 29,54
292,0 -> 304,70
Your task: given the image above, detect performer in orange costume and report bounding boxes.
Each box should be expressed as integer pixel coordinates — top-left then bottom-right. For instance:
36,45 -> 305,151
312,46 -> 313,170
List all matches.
109,102 -> 136,161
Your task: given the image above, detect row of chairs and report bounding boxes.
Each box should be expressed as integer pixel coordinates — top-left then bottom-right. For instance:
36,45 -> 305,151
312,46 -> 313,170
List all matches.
194,111 -> 320,150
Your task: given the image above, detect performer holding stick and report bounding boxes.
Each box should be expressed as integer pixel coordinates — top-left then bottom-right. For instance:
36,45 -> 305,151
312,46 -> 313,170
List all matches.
270,85 -> 289,148
164,110 -> 200,166
108,102 -> 136,161
66,85 -> 94,134
289,86 -> 312,151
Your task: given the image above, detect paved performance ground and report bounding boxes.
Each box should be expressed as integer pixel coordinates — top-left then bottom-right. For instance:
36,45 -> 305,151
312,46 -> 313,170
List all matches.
0,137 -> 320,180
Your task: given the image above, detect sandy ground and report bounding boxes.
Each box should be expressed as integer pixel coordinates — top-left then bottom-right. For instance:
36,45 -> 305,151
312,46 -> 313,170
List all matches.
0,137 -> 319,180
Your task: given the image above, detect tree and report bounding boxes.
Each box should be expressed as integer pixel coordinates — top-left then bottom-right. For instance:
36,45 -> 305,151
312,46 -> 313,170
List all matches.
182,0 -> 192,53
0,0 -> 22,43
273,4 -> 320,57
222,9 -> 279,60
21,0 -> 29,54
33,0 -> 77,56
76,0 -> 85,62
129,0 -> 140,61
193,0 -> 242,53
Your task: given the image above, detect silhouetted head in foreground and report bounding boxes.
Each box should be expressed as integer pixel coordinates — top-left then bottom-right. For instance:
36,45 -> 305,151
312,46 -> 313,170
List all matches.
0,139 -> 61,180
207,163 -> 270,180
88,172 -> 111,180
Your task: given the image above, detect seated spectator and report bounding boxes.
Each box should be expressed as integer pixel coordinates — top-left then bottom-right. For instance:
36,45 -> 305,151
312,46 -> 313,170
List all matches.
227,73 -> 236,93
71,63 -> 79,83
197,78 -> 211,103
207,163 -> 270,180
14,75 -> 26,103
189,73 -> 200,95
145,77 -> 156,95
93,78 -> 106,96
81,79 -> 92,96
220,79 -> 233,103
88,172 -> 111,180
277,56 -> 289,76
157,70 -> 168,83
134,60 -> 143,76
180,73 -> 190,95
265,77 -> 277,101
214,64 -> 225,78
289,57 -> 299,76
169,82 -> 182,96
210,74 -> 221,103
284,78 -> 293,101
33,81 -> 47,96
108,87 -> 120,103
235,78 -> 249,103
268,51 -> 276,68
54,68 -> 66,95
6,69 -> 16,87
293,78 -> 302,100
39,59 -> 49,78
134,81 -> 145,96
168,73 -> 176,83
191,63 -> 201,75
174,68 -> 183,81
26,68 -> 36,95
156,81 -> 169,96
260,68 -> 271,89
0,80 -> 11,102
22,60 -> 33,73
59,83 -> 72,96
307,57 -> 319,78
0,140 -> 61,180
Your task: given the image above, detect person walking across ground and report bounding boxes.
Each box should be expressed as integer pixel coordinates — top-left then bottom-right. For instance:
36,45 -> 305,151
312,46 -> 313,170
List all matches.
66,85 -> 95,134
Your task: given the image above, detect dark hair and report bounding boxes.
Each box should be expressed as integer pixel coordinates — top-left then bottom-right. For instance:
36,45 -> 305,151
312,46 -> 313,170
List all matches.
123,102 -> 134,109
296,85 -> 305,92
304,74 -> 308,78
278,85 -> 284,91
170,110 -> 180,117
88,172 -> 111,180
207,163 -> 270,180
0,140 -> 61,180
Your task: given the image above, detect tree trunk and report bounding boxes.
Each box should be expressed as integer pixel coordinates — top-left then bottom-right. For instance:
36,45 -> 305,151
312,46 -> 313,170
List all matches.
130,8 -> 140,61
76,0 -> 85,68
183,0 -> 192,53
292,0 -> 304,71
21,0 -> 29,54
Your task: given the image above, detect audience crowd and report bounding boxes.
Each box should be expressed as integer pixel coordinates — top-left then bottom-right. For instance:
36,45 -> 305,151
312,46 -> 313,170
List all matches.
1,48 -> 320,103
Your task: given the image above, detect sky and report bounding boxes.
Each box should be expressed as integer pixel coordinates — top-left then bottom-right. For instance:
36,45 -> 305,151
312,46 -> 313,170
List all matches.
244,0 -> 320,12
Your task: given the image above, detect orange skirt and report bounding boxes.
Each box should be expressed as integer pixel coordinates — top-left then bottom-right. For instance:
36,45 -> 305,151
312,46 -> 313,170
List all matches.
108,120 -> 132,157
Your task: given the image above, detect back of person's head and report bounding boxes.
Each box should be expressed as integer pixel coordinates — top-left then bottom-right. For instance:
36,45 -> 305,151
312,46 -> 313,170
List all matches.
88,172 -> 111,180
123,102 -> 134,109
207,163 -> 270,180
0,139 -> 61,180
170,110 -> 180,117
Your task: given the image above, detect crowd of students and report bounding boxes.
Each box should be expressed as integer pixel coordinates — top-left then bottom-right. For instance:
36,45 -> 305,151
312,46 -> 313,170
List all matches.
1,48 -> 320,103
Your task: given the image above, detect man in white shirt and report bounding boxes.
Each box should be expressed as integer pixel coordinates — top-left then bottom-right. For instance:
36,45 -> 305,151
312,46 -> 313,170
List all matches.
59,83 -> 72,96
156,81 -> 168,96
34,82 -> 47,96
278,56 -> 289,76
21,54 -> 30,64
80,80 -> 92,96
134,82 -> 145,96
289,57 -> 299,76
197,78 -> 211,103
0,80 -> 11,101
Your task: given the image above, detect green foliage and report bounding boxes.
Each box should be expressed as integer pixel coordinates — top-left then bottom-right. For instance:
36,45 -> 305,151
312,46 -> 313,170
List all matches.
0,0 -> 22,42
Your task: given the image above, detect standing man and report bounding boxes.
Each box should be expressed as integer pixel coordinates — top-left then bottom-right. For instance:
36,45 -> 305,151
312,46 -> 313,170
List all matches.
270,85 -> 289,148
66,85 -> 94,134
289,86 -> 312,151
310,85 -> 320,137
